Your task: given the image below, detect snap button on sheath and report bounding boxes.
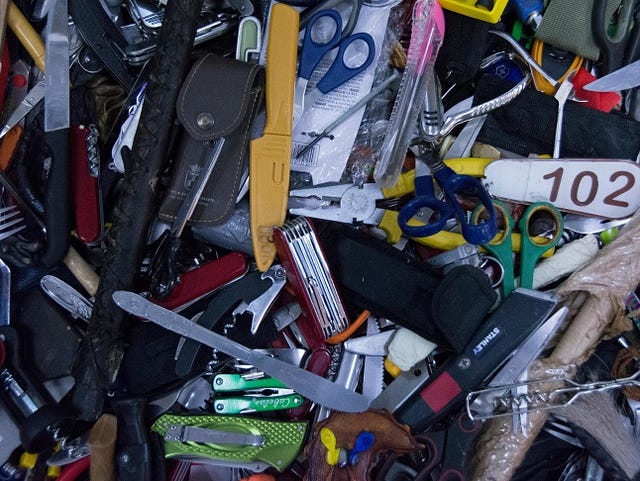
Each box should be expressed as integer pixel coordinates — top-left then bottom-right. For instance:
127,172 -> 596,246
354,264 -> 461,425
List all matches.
197,112 -> 215,129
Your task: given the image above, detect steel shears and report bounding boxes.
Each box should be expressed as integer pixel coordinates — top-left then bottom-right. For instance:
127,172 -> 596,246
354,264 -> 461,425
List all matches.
472,200 -> 563,297
292,9 -> 375,126
397,145 -> 497,245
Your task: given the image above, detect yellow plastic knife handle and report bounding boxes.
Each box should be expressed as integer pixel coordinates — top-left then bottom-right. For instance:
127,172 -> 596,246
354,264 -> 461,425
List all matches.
8,2 -> 45,72
263,3 -> 299,136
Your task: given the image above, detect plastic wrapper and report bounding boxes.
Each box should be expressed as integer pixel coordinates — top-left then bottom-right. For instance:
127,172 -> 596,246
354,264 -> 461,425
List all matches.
469,208 -> 640,481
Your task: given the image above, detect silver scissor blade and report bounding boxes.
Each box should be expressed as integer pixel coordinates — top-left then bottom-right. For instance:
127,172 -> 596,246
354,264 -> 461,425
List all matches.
0,81 -> 45,138
113,291 -> 371,413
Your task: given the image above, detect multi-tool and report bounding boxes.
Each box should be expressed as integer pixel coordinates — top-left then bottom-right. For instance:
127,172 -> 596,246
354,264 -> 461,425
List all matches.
274,217 -> 349,348
211,373 -> 303,414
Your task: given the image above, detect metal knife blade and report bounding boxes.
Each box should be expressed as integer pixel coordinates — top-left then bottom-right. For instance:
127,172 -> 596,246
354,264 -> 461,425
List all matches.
41,0 -> 71,267
583,59 -> 640,92
44,0 -> 69,132
344,329 -> 395,356
113,291 -> 371,413
369,358 -> 434,412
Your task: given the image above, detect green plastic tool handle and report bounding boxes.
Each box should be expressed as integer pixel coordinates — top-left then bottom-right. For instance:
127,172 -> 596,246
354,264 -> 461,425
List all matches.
214,394 -> 304,414
213,374 -> 287,392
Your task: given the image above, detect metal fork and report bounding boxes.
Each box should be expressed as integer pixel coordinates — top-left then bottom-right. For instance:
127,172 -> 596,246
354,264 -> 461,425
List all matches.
0,205 -> 26,241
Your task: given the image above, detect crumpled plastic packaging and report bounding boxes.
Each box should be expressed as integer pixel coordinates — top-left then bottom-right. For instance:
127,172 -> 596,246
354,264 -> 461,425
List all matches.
469,208 -> 640,481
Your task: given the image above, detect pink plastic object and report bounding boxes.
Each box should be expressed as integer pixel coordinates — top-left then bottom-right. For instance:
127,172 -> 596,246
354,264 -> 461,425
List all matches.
373,0 -> 445,188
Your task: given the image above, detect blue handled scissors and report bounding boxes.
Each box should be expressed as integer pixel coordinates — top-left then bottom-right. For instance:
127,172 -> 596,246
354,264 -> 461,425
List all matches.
397,145 -> 497,246
471,200 -> 564,298
292,9 -> 376,126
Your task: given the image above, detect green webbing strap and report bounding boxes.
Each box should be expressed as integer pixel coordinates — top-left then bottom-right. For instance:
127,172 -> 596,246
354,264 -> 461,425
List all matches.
536,0 -> 621,60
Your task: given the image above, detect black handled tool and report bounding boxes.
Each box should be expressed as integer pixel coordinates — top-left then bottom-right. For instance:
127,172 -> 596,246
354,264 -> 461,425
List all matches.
390,288 -> 558,432
40,0 -> 71,267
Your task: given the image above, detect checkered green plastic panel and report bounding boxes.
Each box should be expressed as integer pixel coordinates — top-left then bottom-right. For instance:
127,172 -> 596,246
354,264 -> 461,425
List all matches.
152,413 -> 308,472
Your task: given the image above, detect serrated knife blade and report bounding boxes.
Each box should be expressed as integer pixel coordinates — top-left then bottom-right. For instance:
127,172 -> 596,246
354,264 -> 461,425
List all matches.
362,316 -> 384,401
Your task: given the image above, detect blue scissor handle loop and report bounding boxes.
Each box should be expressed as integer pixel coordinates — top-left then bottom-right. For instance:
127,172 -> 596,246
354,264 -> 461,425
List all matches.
299,9 -> 343,80
316,32 -> 376,93
397,175 -> 455,238
433,167 -> 498,245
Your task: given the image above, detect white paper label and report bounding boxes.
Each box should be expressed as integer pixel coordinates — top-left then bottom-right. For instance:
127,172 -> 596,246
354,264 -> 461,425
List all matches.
484,159 -> 640,219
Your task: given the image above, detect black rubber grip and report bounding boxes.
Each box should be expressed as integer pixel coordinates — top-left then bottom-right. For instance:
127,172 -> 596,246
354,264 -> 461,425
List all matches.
40,128 -> 70,267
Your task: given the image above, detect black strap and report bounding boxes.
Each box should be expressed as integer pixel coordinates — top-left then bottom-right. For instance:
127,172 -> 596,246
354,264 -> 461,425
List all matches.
69,0 -> 135,90
474,74 -> 640,159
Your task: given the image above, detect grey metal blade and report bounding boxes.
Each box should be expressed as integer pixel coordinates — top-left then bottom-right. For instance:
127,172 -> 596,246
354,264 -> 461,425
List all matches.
345,329 -> 394,356
369,358 -> 433,412
488,306 -> 568,387
112,291 -> 371,413
443,115 -> 487,160
44,0 -> 70,132
166,425 -> 265,446
583,59 -> 640,92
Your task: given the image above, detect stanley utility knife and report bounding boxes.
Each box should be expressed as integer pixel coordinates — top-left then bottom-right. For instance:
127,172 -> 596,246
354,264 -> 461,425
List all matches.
377,288 -> 559,432
249,3 -> 299,272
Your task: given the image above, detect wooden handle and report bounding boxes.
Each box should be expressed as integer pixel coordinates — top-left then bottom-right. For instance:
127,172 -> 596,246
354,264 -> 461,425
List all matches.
88,414 -> 117,481
64,247 -> 99,297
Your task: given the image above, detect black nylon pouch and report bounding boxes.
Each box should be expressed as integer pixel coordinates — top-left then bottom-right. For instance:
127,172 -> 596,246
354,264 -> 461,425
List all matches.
318,224 -> 496,352
435,10 -> 491,105
158,54 -> 265,225
474,74 -> 640,159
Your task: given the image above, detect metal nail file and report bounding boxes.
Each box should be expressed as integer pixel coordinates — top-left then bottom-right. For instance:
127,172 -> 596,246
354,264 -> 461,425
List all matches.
112,291 -> 371,413
249,3 -> 299,272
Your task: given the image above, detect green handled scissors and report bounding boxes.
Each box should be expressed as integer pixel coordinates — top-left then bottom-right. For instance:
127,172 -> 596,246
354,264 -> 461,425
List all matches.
472,201 -> 564,297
